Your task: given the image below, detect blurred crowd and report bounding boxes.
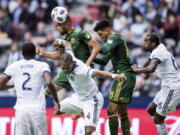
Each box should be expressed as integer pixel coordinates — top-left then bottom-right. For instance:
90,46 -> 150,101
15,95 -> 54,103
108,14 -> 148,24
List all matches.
0,0 -> 180,98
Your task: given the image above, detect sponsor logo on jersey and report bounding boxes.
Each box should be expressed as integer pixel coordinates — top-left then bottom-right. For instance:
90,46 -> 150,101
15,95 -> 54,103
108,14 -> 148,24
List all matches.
70,38 -> 76,44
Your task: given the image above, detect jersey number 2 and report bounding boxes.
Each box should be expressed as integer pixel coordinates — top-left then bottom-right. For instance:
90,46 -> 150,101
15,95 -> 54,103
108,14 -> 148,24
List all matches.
22,72 -> 32,91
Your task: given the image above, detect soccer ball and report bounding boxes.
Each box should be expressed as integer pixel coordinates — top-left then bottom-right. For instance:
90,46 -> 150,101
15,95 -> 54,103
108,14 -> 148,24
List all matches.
51,6 -> 68,23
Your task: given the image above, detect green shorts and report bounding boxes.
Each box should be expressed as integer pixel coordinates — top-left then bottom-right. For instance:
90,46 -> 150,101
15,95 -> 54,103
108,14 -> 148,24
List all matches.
53,70 -> 71,89
109,72 -> 136,104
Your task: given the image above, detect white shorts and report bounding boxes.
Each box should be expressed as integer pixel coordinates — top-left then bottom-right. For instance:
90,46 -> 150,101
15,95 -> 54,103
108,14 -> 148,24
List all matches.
153,86 -> 180,116
15,110 -> 47,135
60,92 -> 104,127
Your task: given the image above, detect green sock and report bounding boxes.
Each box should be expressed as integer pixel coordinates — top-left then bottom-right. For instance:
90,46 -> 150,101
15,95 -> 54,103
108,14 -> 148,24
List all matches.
108,111 -> 119,135
121,113 -> 130,135
45,88 -> 51,98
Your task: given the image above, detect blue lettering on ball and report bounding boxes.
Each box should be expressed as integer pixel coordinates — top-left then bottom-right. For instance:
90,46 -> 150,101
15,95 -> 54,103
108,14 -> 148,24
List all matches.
57,17 -> 63,22
60,9 -> 65,15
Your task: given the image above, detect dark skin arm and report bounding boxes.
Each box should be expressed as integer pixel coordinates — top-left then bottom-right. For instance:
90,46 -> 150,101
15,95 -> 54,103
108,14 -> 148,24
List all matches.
131,59 -> 160,74
43,72 -> 60,114
0,74 -> 14,90
143,59 -> 151,68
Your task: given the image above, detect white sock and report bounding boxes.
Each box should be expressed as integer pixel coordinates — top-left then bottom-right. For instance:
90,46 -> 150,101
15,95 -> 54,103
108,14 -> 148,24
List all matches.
156,123 -> 168,135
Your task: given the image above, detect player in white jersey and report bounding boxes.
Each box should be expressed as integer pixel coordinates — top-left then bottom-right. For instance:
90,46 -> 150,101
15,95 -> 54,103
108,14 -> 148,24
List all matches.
131,33 -> 180,135
0,42 -> 60,135
45,39 -> 127,135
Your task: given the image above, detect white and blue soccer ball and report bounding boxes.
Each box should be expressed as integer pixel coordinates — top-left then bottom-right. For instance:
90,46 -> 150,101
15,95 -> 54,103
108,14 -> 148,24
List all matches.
51,6 -> 68,23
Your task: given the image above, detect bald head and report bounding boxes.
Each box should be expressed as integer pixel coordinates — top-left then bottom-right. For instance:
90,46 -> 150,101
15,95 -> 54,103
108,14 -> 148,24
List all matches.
59,52 -> 74,74
60,52 -> 73,62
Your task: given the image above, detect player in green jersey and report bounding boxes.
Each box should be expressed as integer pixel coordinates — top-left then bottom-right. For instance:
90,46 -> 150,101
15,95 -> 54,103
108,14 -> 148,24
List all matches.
36,14 -> 101,97
93,20 -> 136,135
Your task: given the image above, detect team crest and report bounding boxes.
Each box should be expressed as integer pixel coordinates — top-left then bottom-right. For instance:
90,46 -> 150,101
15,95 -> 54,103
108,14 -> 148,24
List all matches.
107,40 -> 113,44
70,38 -> 76,44
70,38 -> 76,49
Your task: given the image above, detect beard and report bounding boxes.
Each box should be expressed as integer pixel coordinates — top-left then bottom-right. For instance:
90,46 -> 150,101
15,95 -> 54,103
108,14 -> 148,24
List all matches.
142,46 -> 150,52
57,28 -> 67,35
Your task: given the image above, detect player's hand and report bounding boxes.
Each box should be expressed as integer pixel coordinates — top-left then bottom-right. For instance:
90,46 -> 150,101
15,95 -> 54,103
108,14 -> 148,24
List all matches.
53,39 -> 72,50
36,46 -> 45,56
53,39 -> 64,49
131,64 -> 138,72
112,73 -> 127,81
53,102 -> 61,115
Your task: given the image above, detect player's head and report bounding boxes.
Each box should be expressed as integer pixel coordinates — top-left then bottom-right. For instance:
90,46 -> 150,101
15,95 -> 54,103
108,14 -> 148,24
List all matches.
51,6 -> 71,34
94,19 -> 112,41
59,52 -> 75,74
54,16 -> 72,34
22,42 -> 36,59
143,33 -> 160,52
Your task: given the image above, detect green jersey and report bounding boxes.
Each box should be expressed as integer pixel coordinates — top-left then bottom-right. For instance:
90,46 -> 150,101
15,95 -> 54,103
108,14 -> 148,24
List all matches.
95,33 -> 136,104
95,33 -> 132,73
53,29 -> 92,88
59,28 -> 92,62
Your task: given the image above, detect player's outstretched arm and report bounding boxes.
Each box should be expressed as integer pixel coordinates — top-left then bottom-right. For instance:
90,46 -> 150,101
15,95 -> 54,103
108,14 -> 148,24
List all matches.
0,74 -> 14,90
86,39 -> 102,66
43,72 -> 60,114
92,70 -> 126,81
143,59 -> 151,68
131,59 -> 160,74
36,45 -> 61,59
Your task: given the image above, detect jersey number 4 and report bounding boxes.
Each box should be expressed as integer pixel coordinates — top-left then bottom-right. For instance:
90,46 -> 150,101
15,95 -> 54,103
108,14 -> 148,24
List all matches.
22,72 -> 32,91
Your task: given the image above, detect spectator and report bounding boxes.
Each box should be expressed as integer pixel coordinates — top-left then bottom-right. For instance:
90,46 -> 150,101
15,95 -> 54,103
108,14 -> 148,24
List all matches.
113,11 -> 129,34
146,1 -> 157,21
32,21 -> 47,45
0,8 -> 11,35
7,42 -> 22,65
129,14 -> 148,46
163,13 -> 179,41
122,0 -> 141,23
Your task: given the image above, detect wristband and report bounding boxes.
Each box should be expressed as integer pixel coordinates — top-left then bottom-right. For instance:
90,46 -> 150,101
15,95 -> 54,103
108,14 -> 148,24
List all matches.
112,74 -> 117,79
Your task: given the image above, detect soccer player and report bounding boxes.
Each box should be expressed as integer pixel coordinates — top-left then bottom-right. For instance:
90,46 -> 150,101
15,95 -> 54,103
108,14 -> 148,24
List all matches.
38,7 -> 101,99
93,20 -> 136,135
0,42 -> 60,135
131,33 -> 180,135
54,39 -> 127,135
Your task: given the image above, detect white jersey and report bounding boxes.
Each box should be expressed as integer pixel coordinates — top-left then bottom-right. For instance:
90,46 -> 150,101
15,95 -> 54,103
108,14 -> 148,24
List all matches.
4,59 -> 50,112
65,49 -> 98,101
149,43 -> 180,88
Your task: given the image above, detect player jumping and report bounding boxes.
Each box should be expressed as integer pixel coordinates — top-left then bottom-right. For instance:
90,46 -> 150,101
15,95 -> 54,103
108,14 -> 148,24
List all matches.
131,33 -> 180,135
